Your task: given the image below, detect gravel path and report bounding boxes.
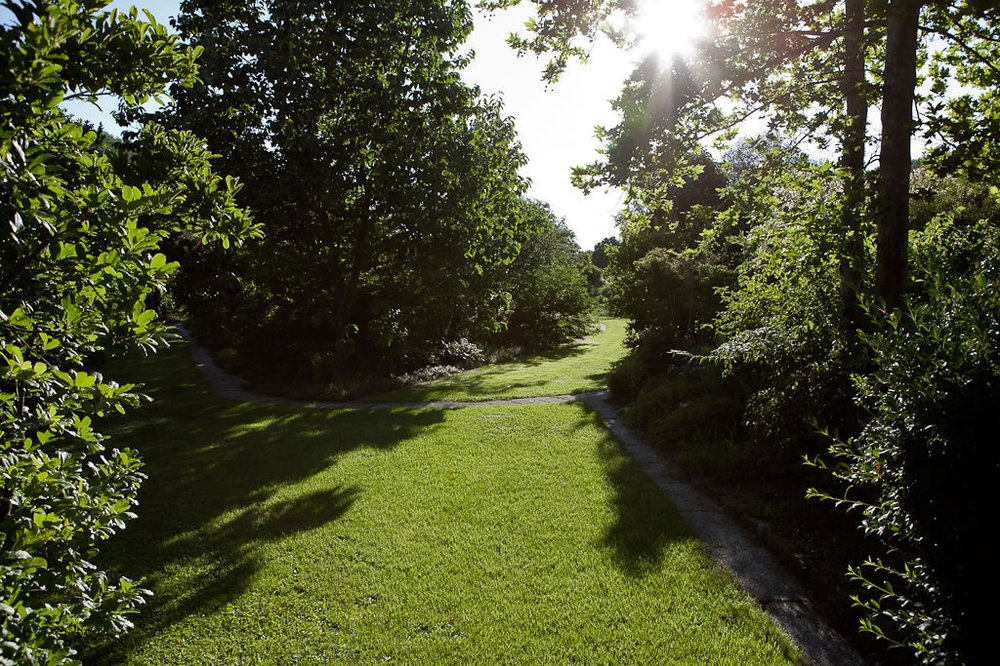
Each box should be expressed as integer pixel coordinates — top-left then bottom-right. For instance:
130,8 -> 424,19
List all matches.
179,329 -> 865,665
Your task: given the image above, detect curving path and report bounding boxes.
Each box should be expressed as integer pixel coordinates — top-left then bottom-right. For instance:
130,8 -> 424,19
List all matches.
184,326 -> 599,410
181,327 -> 865,666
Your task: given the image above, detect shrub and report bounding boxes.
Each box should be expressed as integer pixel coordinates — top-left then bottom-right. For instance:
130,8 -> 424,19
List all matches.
613,248 -> 730,353
437,338 -> 485,370
498,200 -> 596,350
0,3 -> 252,662
607,354 -> 648,402
810,217 -> 1000,662
710,165 -> 857,445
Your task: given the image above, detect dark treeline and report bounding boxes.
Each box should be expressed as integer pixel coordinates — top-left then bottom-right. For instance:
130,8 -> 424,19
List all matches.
161,0 -> 594,396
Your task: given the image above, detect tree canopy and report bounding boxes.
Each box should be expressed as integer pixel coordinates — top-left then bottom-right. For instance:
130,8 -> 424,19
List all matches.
166,0 -> 533,382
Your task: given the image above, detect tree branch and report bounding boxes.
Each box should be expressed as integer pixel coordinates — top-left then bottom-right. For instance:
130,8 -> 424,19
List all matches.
920,23 -> 1000,79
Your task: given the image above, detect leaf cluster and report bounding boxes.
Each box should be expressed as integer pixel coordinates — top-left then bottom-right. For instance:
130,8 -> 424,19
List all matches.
0,1 -> 254,662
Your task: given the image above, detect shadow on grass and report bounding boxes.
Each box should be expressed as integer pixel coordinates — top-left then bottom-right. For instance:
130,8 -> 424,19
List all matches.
88,347 -> 446,661
513,340 -> 591,367
578,407 -> 695,578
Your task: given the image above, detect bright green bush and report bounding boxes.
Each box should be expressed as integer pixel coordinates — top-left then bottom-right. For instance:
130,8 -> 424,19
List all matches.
0,2 -> 252,662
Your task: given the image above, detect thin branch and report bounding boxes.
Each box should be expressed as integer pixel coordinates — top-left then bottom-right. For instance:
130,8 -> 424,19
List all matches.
920,24 -> 1000,79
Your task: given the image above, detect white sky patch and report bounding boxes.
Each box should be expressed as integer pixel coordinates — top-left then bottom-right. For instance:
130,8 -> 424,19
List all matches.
463,5 -> 633,249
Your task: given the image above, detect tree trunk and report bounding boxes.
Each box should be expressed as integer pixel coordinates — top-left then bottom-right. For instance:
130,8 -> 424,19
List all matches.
875,0 -> 922,312
839,0 -> 868,339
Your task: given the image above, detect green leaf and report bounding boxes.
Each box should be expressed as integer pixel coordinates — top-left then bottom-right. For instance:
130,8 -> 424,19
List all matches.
74,372 -> 96,389
122,185 -> 142,203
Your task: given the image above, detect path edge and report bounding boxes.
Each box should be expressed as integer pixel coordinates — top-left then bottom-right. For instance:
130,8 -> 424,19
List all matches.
581,391 -> 866,666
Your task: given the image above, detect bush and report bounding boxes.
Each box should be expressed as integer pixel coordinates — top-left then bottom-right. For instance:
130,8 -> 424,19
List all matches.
0,3 -> 252,662
622,366 -> 742,445
498,200 -> 596,350
437,338 -> 485,369
614,247 -> 731,354
810,218 -> 1000,662
710,165 -> 857,446
607,354 -> 648,402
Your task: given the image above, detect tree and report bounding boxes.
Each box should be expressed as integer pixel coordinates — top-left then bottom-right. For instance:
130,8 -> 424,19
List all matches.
167,0 -> 529,380
599,150 -> 730,354
591,236 -> 619,270
496,199 -> 595,349
0,2 -> 253,662
487,0 -> 997,315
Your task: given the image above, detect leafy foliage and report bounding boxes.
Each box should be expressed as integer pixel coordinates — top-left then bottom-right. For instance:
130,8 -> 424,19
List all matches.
496,200 -> 595,350
0,1 -> 253,662
495,1 -> 1000,660
711,162 -> 857,442
810,215 -> 1000,661
602,151 -> 730,357
167,0 -> 530,382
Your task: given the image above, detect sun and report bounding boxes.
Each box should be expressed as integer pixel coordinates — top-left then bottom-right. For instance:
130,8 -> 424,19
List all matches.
633,0 -> 708,61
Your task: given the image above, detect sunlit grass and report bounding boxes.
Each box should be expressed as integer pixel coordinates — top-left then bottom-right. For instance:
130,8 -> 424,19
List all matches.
370,318 -> 629,402
92,345 -> 800,664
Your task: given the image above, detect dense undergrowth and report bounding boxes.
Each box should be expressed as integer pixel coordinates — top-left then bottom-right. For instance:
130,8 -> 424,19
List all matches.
601,154 -> 1000,662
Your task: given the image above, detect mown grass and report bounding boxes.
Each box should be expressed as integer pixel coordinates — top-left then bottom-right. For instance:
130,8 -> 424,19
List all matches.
368,318 -> 630,403
91,344 -> 800,664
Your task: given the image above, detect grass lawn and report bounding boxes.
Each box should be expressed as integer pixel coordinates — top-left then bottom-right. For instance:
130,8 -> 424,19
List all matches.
91,343 -> 800,664
368,318 -> 630,402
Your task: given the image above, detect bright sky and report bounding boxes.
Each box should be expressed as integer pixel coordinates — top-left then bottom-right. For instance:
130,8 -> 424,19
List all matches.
462,5 -> 633,249
58,1 -> 636,250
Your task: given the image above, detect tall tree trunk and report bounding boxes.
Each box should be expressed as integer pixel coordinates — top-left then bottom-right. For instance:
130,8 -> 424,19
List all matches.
840,0 -> 868,339
875,0 -> 922,312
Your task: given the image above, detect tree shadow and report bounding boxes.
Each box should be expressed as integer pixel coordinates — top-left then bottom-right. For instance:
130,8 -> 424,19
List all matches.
577,407 -> 695,578
88,346 -> 446,660
513,340 -> 592,367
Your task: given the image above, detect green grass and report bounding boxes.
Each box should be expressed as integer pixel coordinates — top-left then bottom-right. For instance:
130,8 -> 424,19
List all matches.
87,349 -> 798,664
369,318 -> 630,402
91,345 -> 800,664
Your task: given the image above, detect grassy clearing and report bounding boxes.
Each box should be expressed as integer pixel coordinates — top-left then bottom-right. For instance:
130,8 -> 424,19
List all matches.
92,345 -> 799,664
369,318 -> 629,402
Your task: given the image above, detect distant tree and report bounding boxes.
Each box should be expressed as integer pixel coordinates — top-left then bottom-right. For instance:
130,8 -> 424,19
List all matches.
0,1 -> 253,662
498,200 -> 594,349
591,236 -> 619,270
600,150 -> 730,352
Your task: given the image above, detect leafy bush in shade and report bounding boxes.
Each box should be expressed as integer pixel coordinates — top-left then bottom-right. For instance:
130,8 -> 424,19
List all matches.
810,217 -> 1000,662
